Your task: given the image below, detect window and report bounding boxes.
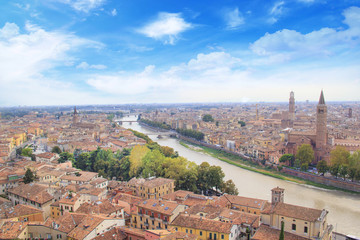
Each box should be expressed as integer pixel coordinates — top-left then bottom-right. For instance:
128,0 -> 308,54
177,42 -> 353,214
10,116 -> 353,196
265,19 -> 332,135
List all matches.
214,233 -> 217,240
209,233 -> 212,239
200,231 -> 202,236
304,226 -> 308,233
190,230 -> 192,234
186,229 -> 188,233
221,235 -> 224,239
175,227 -> 178,231
292,224 -> 296,231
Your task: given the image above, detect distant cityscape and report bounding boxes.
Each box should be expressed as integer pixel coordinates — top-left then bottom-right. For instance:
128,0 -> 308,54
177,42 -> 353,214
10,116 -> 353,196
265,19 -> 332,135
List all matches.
0,90 -> 359,239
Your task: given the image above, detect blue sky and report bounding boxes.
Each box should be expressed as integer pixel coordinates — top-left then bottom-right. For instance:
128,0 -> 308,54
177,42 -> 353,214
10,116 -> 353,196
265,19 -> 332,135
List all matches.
0,0 -> 359,106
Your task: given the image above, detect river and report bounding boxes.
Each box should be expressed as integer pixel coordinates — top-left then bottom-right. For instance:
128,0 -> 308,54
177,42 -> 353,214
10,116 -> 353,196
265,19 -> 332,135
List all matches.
120,115 -> 360,236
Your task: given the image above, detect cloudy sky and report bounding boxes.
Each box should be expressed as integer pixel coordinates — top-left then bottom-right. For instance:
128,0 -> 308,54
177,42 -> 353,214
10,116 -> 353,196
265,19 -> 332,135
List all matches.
0,0 -> 359,106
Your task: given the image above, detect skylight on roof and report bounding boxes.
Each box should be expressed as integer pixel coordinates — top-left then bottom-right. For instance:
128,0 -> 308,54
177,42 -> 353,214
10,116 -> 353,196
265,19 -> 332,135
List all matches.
164,207 -> 169,210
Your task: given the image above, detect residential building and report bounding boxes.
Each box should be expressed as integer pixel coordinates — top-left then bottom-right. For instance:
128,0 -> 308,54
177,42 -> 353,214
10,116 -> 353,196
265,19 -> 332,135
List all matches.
7,183 -> 54,218
132,199 -> 186,230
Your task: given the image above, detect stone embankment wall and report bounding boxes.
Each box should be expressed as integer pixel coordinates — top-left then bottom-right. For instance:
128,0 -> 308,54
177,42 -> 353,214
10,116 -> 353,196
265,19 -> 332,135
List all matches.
178,135 -> 360,193
281,168 -> 360,193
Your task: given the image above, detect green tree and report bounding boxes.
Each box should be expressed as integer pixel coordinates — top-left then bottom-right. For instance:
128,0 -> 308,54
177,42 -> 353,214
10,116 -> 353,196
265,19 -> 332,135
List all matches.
21,148 -> 33,157
316,160 -> 328,175
279,221 -> 285,240
238,120 -> 246,127
348,166 -> 357,181
330,164 -> 340,178
279,154 -> 295,167
75,152 -> 90,170
300,163 -> 309,171
58,152 -> 74,163
348,150 -> 360,181
202,114 -> 214,122
294,159 -> 301,168
339,164 -> 348,180
141,149 -> 165,178
164,156 -> 198,192
161,146 -> 175,158
208,165 -> 225,191
197,162 -> 211,192
23,168 -> 36,184
129,145 -> 150,177
296,144 -> 314,165
51,146 -> 62,154
31,154 -> 36,161
222,180 -> 239,195
330,146 -> 350,166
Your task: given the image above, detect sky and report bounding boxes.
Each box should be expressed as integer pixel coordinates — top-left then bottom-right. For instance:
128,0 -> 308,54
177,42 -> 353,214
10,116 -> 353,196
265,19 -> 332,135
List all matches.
0,0 -> 360,106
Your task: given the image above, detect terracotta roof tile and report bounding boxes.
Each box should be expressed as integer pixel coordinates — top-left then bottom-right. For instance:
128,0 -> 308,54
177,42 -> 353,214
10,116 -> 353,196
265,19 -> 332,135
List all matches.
171,214 -> 234,234
252,224 -> 309,240
8,183 -> 54,204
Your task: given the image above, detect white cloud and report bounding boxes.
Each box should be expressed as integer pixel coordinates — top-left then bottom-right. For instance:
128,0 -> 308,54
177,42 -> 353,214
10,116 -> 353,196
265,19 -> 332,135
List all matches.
250,6 -> 360,61
0,22 -> 19,39
58,0 -> 105,13
87,65 -> 160,95
14,3 -> 30,10
111,8 -> 117,16
85,50 -> 360,102
138,12 -> 192,45
76,61 -> 107,69
297,0 -> 316,3
268,1 -> 285,24
0,22 -> 103,106
224,8 -> 245,29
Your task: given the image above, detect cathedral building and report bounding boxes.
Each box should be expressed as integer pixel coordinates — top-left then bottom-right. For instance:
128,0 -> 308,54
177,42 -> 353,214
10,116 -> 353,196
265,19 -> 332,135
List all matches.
285,90 -> 331,163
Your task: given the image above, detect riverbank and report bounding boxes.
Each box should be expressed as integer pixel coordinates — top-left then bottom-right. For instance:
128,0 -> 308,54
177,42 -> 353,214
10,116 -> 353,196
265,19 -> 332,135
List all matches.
137,120 -> 360,193
179,140 -> 359,194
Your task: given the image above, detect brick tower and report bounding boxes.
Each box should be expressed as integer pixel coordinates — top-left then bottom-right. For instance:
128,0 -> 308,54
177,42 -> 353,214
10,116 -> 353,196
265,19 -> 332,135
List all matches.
289,91 -> 295,127
73,106 -> 78,125
315,90 -> 327,161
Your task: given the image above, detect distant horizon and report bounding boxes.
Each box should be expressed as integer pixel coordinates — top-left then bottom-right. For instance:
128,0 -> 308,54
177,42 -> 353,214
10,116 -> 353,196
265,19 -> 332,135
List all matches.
1,1 -> 360,106
1,100 -> 358,110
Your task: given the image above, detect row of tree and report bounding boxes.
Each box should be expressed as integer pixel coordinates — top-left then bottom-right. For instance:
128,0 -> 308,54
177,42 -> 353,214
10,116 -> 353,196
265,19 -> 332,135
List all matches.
139,118 -> 172,130
319,147 -> 360,181
139,118 -> 205,141
279,144 -> 360,181
176,128 -> 205,141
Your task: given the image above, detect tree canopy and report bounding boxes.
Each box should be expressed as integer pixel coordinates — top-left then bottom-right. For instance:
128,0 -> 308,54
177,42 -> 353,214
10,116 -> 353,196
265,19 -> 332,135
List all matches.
202,114 -> 214,122
21,148 -> 33,157
23,168 -> 36,184
69,141 -> 237,195
316,160 -> 328,175
279,154 -> 295,167
51,146 -> 62,154
296,144 -> 314,165
330,146 -> 350,166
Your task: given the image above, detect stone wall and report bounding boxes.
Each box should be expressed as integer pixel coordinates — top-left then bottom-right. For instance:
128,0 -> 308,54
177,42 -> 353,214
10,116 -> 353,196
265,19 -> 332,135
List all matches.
282,168 -> 360,193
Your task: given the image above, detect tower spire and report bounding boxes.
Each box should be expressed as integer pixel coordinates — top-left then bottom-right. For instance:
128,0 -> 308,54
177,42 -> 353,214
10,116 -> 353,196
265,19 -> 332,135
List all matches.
319,90 -> 325,105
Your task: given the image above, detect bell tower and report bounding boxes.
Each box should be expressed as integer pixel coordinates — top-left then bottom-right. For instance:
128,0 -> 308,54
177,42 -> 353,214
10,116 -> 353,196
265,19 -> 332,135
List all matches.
271,187 -> 284,205
73,106 -> 78,125
316,90 -> 327,150
289,91 -> 295,127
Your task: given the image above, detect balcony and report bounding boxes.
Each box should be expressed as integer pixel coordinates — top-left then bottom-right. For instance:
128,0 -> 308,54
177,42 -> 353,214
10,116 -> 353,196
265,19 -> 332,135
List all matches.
144,222 -> 149,226
150,215 -> 155,220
